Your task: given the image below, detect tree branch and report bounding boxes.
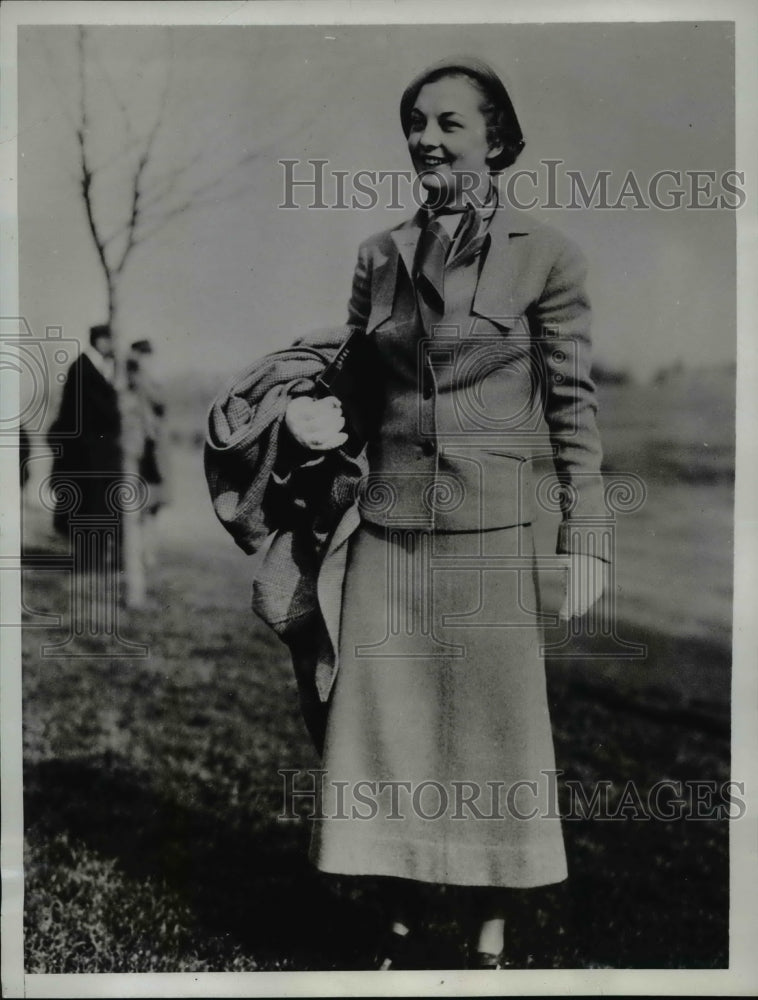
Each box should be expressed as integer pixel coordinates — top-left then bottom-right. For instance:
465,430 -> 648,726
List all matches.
112,31 -> 173,277
89,39 -> 136,148
70,28 -> 333,300
76,28 -> 111,290
131,174 -> 263,247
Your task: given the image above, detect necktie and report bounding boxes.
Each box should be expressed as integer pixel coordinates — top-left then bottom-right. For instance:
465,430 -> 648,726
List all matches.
447,204 -> 485,268
414,215 -> 452,318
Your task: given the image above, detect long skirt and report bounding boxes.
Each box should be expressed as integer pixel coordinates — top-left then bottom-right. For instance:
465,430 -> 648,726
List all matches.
309,521 -> 568,888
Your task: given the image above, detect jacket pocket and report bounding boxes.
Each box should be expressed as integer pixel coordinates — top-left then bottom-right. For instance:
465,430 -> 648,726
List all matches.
482,449 -> 529,462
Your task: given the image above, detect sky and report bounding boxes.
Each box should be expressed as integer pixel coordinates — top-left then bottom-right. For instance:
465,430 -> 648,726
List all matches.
17,21 -> 737,386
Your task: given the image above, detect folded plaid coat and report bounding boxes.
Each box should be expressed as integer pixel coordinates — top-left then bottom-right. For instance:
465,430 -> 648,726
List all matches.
204,332 -> 368,740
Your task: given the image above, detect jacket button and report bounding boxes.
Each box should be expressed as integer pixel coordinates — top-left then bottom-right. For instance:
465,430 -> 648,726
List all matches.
421,439 -> 436,456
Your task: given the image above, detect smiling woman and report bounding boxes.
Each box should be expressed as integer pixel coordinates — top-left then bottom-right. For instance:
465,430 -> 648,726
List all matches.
265,55 -> 609,971
401,57 -> 525,210
207,52 -> 608,973
407,76 -> 500,209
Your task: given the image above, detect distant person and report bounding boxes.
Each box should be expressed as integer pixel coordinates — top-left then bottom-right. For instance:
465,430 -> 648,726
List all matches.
47,324 -> 122,546
126,340 -> 170,563
19,423 -> 31,489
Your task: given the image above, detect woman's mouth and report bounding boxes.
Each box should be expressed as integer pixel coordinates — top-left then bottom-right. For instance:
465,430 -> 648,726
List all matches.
420,155 -> 448,169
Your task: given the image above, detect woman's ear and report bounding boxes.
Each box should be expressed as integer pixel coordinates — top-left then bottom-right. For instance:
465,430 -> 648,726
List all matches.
485,140 -> 504,164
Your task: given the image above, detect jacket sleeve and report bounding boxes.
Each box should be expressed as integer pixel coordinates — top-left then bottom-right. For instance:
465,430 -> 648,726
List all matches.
530,236 -> 610,562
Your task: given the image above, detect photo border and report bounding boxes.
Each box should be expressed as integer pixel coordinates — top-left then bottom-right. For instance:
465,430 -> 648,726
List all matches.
1,1 -> 756,996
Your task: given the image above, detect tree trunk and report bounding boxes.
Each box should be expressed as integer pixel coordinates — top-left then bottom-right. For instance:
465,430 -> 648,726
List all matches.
110,289 -> 146,609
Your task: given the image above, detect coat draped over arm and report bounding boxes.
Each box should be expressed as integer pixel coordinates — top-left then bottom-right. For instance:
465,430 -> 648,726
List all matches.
204,334 -> 369,744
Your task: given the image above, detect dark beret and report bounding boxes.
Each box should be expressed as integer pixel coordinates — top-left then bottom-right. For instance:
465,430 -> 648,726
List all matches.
399,56 -> 525,171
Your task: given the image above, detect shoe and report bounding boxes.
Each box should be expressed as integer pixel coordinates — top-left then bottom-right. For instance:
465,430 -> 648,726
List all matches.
466,940 -> 516,970
373,929 -> 414,971
470,948 -> 506,969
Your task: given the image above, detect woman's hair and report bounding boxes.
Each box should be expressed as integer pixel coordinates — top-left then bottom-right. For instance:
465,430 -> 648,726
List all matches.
399,56 -> 525,172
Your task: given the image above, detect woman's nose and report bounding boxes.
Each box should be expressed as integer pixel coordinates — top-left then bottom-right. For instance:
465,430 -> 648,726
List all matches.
418,122 -> 443,148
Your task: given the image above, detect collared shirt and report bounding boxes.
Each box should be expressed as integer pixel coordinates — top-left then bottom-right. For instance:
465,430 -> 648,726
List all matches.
427,187 -> 498,261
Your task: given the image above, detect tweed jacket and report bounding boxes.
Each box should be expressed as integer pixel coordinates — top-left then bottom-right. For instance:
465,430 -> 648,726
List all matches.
348,204 -> 608,557
204,336 -> 366,707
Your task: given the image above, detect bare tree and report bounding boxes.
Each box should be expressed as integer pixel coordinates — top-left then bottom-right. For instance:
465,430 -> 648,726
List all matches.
72,28 -> 184,607
49,25 -> 333,607
69,27 -> 274,607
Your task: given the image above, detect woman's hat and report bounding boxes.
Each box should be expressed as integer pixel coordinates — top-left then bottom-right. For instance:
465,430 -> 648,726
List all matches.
399,56 -> 525,171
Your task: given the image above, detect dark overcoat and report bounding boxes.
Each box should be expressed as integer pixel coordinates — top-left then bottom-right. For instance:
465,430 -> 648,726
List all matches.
47,353 -> 122,533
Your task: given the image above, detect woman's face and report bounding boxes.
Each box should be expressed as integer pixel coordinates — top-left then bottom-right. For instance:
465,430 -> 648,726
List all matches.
407,74 -> 502,206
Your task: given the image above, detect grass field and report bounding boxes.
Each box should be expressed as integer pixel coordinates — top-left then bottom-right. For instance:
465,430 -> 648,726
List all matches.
20,371 -> 734,972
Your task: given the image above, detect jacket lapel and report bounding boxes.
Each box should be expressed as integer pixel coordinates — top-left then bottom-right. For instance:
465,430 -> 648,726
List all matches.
372,204 -> 533,334
366,213 -> 423,333
391,218 -> 423,282
472,204 -> 532,331
366,247 -> 397,333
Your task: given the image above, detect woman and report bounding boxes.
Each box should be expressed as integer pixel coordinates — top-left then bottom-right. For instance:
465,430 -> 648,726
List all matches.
281,56 -> 608,969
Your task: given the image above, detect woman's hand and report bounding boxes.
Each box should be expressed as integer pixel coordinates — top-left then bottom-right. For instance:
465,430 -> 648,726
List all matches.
558,553 -> 607,620
284,395 -> 348,452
